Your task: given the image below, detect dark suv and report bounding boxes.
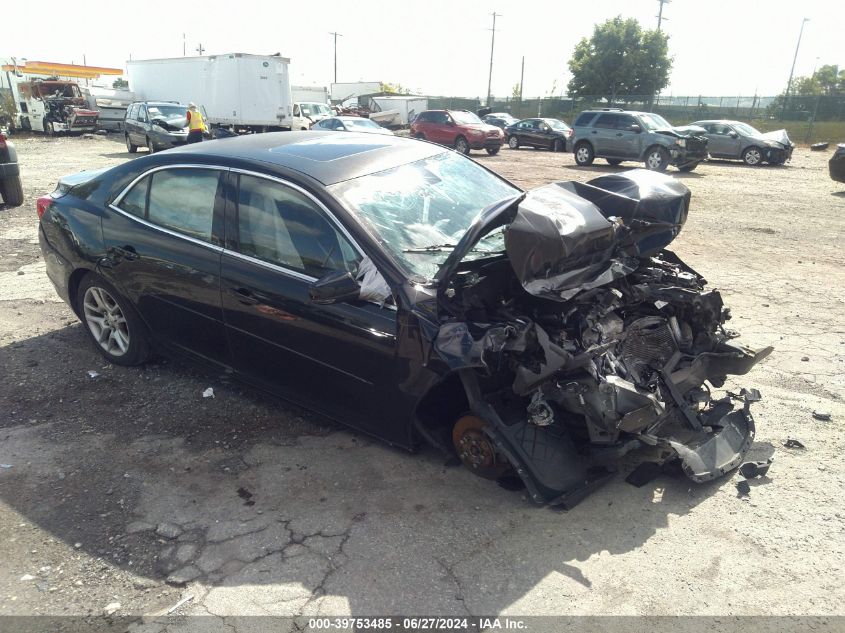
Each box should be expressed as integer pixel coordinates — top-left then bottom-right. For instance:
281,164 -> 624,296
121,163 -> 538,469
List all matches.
570,109 -> 708,172
124,102 -> 191,154
410,109 -> 504,155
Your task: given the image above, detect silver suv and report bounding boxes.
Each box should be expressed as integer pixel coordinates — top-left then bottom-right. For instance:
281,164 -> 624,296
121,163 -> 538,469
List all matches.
570,109 -> 709,172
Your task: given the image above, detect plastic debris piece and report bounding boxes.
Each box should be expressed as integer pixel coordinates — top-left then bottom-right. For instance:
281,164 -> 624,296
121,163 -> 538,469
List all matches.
782,438 -> 806,449
738,458 -> 773,479
202,387 -> 214,399
87,370 -> 100,379
812,410 -> 831,421
0,464 -> 11,469
166,594 -> 194,614
735,478 -> 751,496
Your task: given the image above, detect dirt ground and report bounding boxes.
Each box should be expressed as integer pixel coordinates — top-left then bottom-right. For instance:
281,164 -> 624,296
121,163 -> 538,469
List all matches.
0,134 -> 843,631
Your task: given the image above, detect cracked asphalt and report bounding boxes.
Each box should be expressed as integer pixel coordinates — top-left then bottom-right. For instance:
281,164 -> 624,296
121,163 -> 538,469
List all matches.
0,134 -> 843,630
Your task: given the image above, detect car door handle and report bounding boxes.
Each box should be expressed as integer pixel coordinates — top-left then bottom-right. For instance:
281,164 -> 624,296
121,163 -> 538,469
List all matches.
591,130 -> 597,134
229,287 -> 260,305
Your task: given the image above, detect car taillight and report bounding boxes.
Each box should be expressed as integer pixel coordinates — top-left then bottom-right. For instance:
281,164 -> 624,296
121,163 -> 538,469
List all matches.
37,195 -> 53,220
567,129 -> 573,137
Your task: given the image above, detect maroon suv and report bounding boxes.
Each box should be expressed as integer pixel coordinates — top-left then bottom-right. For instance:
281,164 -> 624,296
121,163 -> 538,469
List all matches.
410,109 -> 504,155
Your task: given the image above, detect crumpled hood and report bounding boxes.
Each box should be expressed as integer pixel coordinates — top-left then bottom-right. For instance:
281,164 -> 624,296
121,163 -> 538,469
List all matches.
505,170 -> 690,301
758,129 -> 793,147
656,125 -> 707,138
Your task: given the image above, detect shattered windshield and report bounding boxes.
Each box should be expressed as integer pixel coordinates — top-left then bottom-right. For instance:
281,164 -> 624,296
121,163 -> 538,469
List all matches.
147,105 -> 188,121
639,113 -> 672,131
329,152 -> 520,280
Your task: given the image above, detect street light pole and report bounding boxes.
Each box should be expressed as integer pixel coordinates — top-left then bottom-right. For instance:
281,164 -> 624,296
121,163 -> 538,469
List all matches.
781,17 -> 809,120
330,32 -> 343,84
486,12 -> 501,108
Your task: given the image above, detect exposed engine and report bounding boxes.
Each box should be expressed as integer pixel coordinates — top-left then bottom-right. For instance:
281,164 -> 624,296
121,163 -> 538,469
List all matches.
433,170 -> 771,506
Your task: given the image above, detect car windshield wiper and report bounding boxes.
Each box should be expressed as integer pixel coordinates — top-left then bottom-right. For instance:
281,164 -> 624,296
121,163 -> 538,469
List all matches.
403,243 -> 506,255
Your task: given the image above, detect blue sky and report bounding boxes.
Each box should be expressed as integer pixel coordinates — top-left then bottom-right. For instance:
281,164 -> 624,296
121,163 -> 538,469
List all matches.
3,0 -> 843,98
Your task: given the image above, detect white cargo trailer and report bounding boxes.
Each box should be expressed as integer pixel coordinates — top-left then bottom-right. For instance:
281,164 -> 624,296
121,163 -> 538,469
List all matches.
369,95 -> 428,127
291,85 -> 328,105
127,53 -> 293,131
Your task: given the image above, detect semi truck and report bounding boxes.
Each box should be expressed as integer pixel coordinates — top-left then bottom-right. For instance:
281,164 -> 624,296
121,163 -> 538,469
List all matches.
128,54 -> 331,132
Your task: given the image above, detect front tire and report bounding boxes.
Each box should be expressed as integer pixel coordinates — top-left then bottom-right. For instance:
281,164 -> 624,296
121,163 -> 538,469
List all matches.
0,174 -> 24,207
742,146 -> 763,166
125,134 -> 137,153
146,137 -> 156,154
452,415 -> 512,480
43,119 -> 55,136
644,146 -> 670,171
414,133 -> 426,140
574,142 -> 594,166
508,136 -> 520,149
77,274 -> 150,366
454,136 -> 470,155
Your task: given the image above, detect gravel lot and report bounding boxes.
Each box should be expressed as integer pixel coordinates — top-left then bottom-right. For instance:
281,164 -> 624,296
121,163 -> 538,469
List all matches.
0,134 -> 843,630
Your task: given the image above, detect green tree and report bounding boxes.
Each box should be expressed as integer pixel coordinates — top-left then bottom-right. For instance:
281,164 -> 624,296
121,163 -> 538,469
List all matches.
567,16 -> 671,101
511,83 -> 522,100
112,78 -> 129,89
380,82 -> 410,95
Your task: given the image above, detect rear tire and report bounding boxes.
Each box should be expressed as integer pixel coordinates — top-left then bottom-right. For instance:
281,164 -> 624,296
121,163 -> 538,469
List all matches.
574,142 -> 594,166
76,273 -> 150,367
607,158 -> 623,166
125,134 -> 137,153
146,137 -> 155,154
644,146 -> 670,171
0,174 -> 24,207
508,136 -> 520,149
454,136 -> 470,155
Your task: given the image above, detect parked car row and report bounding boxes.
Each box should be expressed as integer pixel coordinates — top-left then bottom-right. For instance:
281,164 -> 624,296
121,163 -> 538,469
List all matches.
404,108 -> 797,173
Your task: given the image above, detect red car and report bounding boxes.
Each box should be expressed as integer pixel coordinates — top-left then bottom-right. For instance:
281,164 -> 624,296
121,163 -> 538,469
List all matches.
410,109 -> 504,155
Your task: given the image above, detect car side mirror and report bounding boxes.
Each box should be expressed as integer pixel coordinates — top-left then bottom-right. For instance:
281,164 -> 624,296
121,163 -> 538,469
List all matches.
629,124 -> 641,133
729,131 -> 739,138
309,270 -> 360,304
446,120 -> 455,126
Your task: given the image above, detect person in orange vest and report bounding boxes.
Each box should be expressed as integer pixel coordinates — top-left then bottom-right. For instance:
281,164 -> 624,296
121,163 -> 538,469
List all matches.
186,103 -> 206,143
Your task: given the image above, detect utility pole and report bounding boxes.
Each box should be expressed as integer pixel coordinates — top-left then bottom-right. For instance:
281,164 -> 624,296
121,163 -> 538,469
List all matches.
781,17 -> 809,120
183,33 -> 186,56
196,43 -> 205,56
486,12 -> 501,108
330,32 -> 343,83
519,56 -> 524,101
656,0 -> 670,31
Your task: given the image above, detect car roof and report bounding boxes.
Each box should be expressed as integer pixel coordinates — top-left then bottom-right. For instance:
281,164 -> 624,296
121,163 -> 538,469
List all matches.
132,101 -> 185,107
165,131 -> 443,186
692,119 -> 739,124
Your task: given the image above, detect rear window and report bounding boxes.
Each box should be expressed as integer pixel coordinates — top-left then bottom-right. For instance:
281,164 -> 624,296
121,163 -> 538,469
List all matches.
574,112 -> 596,127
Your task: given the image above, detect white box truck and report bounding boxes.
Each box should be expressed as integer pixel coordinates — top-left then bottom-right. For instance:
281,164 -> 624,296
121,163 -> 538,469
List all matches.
289,85 -> 332,130
127,53 -> 293,131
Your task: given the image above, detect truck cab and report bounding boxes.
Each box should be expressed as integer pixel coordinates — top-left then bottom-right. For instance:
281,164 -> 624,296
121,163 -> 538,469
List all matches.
290,102 -> 332,130
11,79 -> 99,135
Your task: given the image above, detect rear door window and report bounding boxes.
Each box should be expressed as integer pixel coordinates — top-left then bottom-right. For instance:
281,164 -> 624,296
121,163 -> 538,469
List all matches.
117,176 -> 149,218
574,112 -> 596,126
593,114 -> 619,129
146,169 -> 223,243
615,115 -> 638,130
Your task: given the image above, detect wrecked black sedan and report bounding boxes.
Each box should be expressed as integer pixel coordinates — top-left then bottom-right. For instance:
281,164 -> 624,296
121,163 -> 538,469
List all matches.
38,132 -> 771,506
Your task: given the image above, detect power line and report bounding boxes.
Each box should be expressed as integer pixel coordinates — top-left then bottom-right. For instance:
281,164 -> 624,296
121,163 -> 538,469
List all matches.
330,32 -> 343,83
486,12 -> 501,107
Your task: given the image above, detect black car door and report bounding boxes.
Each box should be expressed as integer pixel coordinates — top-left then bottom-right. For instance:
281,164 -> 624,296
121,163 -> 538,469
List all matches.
219,171 -> 404,442
102,166 -> 230,367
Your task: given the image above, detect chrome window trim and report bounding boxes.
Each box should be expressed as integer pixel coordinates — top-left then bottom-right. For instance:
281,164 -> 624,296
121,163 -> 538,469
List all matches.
107,203 -> 224,253
112,163 -> 227,207
221,249 -> 317,283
